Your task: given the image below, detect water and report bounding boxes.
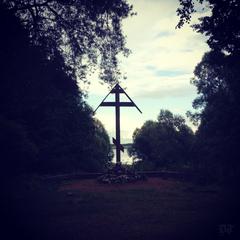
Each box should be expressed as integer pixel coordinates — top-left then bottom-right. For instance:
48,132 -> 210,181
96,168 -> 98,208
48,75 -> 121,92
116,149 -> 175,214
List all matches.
112,147 -> 133,165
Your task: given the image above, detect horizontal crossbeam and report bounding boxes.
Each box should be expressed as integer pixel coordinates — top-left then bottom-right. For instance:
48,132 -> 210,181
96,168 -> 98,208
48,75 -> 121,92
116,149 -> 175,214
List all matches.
100,102 -> 135,107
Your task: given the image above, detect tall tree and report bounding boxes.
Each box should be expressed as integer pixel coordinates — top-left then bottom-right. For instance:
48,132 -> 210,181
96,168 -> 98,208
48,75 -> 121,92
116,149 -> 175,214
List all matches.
177,0 -> 240,181
0,7 -> 112,174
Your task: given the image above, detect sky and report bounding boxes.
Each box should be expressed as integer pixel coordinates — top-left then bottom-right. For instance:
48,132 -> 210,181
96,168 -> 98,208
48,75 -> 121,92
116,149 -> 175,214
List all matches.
82,0 -> 209,143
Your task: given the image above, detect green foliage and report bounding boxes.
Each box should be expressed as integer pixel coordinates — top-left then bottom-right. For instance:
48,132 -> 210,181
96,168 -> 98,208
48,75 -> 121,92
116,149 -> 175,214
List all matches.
0,7 -> 112,174
189,52 -> 240,182
0,116 -> 38,175
1,0 -> 134,84
130,110 -> 194,170
177,0 -> 240,54
177,0 -> 240,182
81,119 -> 113,172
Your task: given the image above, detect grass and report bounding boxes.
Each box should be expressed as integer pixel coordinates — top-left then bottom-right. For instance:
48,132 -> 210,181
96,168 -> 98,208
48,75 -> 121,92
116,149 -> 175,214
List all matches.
3,176 -> 239,240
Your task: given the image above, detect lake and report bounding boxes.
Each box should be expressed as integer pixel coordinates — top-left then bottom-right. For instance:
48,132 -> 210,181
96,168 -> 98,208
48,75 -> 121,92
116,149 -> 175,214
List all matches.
111,145 -> 134,165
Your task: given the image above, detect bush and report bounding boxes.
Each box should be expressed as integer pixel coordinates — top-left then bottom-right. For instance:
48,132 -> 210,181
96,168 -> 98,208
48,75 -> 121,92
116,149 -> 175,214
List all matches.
0,116 -> 38,175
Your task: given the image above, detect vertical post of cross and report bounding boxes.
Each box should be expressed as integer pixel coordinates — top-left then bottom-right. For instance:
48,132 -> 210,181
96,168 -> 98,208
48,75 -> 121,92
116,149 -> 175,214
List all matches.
115,85 -> 121,166
94,83 -> 142,168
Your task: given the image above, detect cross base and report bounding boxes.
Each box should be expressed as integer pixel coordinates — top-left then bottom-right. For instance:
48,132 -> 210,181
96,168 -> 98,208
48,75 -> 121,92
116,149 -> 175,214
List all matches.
97,165 -> 147,184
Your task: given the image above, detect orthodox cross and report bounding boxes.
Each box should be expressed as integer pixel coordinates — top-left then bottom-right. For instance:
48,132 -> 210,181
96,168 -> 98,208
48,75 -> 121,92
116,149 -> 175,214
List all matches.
94,83 -> 142,166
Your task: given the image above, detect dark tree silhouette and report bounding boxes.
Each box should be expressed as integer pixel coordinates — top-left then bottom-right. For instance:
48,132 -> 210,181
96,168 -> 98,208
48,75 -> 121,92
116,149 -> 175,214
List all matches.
130,110 -> 194,171
177,0 -> 240,182
0,7 -> 112,174
1,0 -> 134,84
177,0 -> 240,54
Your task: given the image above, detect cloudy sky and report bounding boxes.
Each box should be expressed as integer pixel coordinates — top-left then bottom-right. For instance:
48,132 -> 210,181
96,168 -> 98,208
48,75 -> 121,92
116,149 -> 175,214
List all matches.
84,0 -> 209,143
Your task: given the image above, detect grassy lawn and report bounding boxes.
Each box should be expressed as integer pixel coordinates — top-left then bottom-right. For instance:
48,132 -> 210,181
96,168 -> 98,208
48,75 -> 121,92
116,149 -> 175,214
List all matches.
3,177 -> 239,240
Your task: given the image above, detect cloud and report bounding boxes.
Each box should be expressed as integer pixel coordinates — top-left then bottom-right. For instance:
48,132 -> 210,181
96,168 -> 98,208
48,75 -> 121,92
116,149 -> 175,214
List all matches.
155,31 -> 175,38
146,66 -> 188,77
85,0 -> 209,98
134,74 -> 196,99
83,0 -> 209,142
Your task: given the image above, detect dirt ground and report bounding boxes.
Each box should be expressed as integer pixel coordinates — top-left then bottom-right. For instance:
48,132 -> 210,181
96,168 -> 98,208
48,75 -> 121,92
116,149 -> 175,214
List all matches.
59,177 -> 178,192
3,176 -> 240,240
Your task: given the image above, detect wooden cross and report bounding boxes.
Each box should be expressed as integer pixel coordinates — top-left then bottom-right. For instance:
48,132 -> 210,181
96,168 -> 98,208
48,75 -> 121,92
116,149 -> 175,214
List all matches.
94,83 -> 142,166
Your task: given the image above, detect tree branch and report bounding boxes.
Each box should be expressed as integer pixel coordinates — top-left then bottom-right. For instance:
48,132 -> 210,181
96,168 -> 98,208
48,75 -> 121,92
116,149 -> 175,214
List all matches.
10,0 -> 52,12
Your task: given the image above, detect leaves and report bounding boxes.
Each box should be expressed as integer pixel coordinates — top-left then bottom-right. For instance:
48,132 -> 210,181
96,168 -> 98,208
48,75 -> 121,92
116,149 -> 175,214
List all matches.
2,0 -> 133,85
131,110 -> 194,170
177,0 -> 240,54
177,0 -> 240,181
0,8 -> 112,174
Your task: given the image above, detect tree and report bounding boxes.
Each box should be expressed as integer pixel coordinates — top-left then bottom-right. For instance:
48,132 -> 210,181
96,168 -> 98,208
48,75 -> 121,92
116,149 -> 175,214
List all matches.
1,0 -> 134,84
177,0 -> 240,54
0,1 -> 134,174
130,110 -> 194,171
0,8 -> 112,174
84,119 -> 113,171
187,51 -> 240,181
177,0 -> 240,182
